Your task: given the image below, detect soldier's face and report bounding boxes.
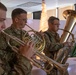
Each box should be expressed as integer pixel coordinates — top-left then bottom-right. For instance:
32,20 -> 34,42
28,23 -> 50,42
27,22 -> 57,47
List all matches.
0,9 -> 6,30
49,19 -> 60,32
15,13 -> 27,29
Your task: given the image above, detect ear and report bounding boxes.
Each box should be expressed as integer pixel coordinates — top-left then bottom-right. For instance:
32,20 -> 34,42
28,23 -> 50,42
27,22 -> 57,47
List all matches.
15,18 -> 18,22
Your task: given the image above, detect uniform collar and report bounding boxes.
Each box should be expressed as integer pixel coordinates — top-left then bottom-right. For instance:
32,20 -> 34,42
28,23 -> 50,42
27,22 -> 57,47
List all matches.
47,30 -> 57,37
11,24 -> 22,35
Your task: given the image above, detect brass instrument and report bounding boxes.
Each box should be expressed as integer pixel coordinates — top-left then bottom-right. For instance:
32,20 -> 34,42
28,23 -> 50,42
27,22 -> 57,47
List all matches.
56,28 -> 75,63
60,9 -> 76,43
59,28 -> 75,42
0,24 -> 68,75
22,24 -> 46,52
55,10 -> 76,75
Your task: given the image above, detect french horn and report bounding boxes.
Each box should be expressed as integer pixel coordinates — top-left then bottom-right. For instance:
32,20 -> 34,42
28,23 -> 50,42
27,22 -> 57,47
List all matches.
0,24 -> 68,75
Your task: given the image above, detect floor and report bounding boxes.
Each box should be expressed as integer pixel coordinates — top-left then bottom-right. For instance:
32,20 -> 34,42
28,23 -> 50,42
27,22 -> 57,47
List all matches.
32,57 -> 76,75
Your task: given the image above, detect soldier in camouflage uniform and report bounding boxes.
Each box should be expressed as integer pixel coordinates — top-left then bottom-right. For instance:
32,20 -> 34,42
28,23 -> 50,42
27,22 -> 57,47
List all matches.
0,8 -> 35,75
0,2 -> 7,75
43,16 -> 71,75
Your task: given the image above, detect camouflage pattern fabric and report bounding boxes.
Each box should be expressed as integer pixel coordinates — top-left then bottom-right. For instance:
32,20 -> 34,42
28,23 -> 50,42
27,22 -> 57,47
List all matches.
0,25 -> 32,75
43,30 -> 64,75
44,30 -> 64,59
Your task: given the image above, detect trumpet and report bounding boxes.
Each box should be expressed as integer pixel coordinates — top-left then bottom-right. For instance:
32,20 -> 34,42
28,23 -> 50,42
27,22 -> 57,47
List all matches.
0,24 -> 68,75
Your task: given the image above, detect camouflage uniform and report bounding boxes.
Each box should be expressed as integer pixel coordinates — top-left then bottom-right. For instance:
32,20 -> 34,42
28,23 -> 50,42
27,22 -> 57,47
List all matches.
43,30 -> 64,75
0,25 -> 32,75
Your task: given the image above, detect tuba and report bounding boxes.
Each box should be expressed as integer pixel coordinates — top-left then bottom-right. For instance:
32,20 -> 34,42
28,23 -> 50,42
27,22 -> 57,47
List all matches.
0,24 -> 68,75
60,9 -> 76,43
55,9 -> 76,67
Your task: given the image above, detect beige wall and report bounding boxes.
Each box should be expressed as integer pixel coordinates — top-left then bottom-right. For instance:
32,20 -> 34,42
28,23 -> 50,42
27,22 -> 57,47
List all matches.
27,5 -> 74,20
45,5 -> 74,20
27,13 -> 33,19
47,9 -> 56,19
59,6 -> 74,20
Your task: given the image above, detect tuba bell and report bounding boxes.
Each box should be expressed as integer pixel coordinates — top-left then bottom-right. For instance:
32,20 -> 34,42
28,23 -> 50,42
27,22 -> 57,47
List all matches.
60,9 -> 76,43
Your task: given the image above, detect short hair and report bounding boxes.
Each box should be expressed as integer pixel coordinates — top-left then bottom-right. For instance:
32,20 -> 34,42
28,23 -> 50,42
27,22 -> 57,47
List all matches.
0,2 -> 7,11
11,8 -> 27,19
48,16 -> 59,24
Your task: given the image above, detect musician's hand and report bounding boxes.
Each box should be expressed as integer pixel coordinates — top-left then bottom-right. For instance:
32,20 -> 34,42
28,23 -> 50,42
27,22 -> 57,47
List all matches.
63,42 -> 73,47
19,41 -> 35,59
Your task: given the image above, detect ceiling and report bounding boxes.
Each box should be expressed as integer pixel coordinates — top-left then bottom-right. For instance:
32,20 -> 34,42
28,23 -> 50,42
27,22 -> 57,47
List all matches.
1,0 -> 76,13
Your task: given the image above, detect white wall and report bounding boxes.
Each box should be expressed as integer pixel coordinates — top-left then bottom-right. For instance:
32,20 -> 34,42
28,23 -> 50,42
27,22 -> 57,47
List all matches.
5,18 -> 40,31
5,18 -> 76,40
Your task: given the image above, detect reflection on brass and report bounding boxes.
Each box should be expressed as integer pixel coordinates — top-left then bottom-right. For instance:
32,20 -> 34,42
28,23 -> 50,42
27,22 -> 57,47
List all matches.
60,9 -> 76,43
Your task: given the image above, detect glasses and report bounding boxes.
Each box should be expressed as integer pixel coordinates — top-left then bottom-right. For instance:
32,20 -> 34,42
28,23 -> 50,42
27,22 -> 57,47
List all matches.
17,17 -> 27,22
51,22 -> 60,26
53,24 -> 60,26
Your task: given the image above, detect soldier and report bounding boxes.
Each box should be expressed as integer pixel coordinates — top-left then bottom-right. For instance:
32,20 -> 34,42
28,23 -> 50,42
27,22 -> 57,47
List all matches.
0,2 -> 6,30
0,6 -> 35,75
43,16 -> 72,75
0,2 -> 7,75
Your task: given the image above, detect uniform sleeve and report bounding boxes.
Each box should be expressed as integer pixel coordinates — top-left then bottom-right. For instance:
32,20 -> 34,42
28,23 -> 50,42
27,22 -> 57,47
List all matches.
0,33 -> 12,62
0,32 -> 32,75
44,33 -> 64,52
0,32 -> 14,74
13,55 -> 32,75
